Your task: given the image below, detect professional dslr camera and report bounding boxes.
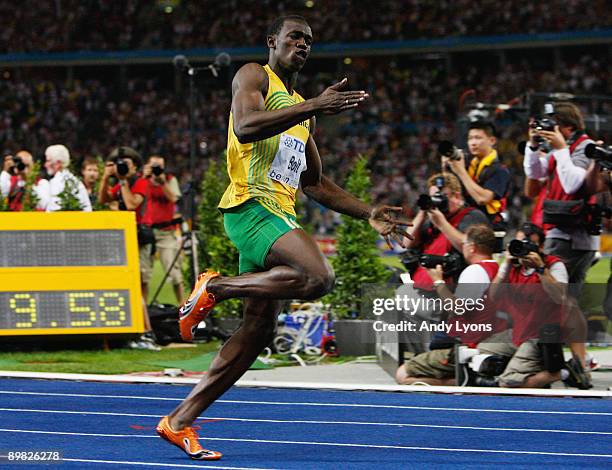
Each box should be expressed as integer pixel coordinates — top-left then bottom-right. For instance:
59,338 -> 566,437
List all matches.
529,117 -> 557,149
8,155 -> 27,175
151,165 -> 164,176
114,158 -> 130,177
438,140 -> 463,161
416,176 -> 449,213
507,238 -> 539,258
418,252 -> 464,276
585,142 -> 612,171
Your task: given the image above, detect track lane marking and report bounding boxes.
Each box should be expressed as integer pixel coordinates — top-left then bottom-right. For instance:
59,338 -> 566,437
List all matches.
0,407 -> 610,436
0,390 -> 610,416
0,428 -> 610,459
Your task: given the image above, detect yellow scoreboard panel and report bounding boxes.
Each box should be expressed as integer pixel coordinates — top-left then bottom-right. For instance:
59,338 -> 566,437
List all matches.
0,212 -> 145,335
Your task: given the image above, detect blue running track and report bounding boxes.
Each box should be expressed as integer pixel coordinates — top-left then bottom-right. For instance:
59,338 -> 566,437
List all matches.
0,378 -> 610,469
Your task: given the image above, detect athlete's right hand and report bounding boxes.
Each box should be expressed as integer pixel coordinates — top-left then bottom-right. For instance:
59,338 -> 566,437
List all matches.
314,78 -> 369,115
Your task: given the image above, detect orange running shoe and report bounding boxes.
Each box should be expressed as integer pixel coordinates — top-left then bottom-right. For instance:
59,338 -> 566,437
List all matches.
178,271 -> 220,342
156,416 -> 222,460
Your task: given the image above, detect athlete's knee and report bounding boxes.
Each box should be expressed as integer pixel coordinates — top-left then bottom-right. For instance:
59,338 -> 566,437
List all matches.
302,266 -> 335,299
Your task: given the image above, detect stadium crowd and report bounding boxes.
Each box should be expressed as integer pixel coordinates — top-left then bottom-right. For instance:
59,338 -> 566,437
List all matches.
0,0 -> 610,53
1,51 -> 609,234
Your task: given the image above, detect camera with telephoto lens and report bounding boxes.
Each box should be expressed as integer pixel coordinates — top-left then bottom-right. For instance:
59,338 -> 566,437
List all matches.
114,158 -> 129,176
508,239 -> 539,258
585,143 -> 612,171
419,252 -> 464,276
9,156 -> 27,175
151,165 -> 164,176
417,193 -> 449,213
438,140 -> 462,161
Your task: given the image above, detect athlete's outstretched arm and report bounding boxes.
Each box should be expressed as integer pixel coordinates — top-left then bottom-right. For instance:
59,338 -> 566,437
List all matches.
232,64 -> 368,143
301,135 -> 411,244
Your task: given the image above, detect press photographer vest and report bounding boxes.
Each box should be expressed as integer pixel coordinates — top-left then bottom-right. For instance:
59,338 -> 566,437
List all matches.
412,206 -> 474,291
142,174 -> 178,230
467,150 -> 507,219
543,133 -> 594,232
448,260 -> 503,345
499,254 -> 563,346
8,175 -> 42,211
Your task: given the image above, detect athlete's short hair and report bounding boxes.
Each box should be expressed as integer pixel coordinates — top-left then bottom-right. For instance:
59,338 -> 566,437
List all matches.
267,15 -> 309,37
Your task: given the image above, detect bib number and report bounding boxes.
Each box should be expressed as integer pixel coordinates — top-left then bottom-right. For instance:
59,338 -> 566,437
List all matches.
268,133 -> 307,188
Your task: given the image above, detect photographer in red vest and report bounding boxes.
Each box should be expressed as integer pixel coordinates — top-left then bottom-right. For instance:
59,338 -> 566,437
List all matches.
484,223 -> 591,389
1,151 -> 49,211
140,155 -> 184,305
523,102 -> 597,299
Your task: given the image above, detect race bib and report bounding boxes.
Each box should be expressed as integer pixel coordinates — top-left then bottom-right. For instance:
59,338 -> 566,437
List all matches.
268,133 -> 307,188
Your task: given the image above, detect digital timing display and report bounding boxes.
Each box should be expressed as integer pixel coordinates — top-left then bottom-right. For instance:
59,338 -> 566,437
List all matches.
1,290 -> 131,329
0,230 -> 126,267
0,212 -> 144,336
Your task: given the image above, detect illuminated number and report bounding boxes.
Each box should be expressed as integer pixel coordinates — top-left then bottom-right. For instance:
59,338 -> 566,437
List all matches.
68,292 -> 96,327
99,292 -> 127,326
10,293 -> 37,328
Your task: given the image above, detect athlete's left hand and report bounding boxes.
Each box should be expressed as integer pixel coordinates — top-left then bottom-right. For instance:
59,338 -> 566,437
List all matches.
369,205 -> 413,249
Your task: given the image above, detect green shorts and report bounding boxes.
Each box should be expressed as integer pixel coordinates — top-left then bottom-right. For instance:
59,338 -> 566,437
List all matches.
222,199 -> 301,274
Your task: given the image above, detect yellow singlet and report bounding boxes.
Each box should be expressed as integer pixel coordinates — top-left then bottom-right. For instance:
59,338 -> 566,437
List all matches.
218,64 -> 311,217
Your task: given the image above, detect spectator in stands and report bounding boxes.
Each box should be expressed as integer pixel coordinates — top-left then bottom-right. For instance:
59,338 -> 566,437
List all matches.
0,150 -> 49,210
80,156 -> 100,209
98,146 -> 160,351
523,102 -> 597,299
44,145 -> 92,212
444,121 -> 511,236
396,224 -> 503,385
140,155 -> 184,304
484,222 -> 591,389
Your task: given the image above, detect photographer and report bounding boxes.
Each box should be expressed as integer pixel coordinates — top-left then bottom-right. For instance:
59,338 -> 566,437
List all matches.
44,145 -> 92,212
523,102 -> 597,299
443,121 -> 511,229
403,173 -> 490,291
1,150 -> 49,211
398,173 -> 489,354
140,155 -> 184,304
98,146 -> 160,351
396,224 -> 503,385
484,222 -> 591,389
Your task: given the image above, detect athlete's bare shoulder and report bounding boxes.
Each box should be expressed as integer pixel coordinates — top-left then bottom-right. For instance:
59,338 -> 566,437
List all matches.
232,63 -> 269,97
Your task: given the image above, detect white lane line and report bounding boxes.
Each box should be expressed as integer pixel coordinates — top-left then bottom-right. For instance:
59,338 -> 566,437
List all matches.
0,428 -> 610,459
0,407 -> 610,436
0,390 -> 610,416
3,456 -> 271,470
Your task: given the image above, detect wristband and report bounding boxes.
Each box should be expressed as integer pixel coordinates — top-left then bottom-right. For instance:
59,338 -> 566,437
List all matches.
433,279 -> 445,287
